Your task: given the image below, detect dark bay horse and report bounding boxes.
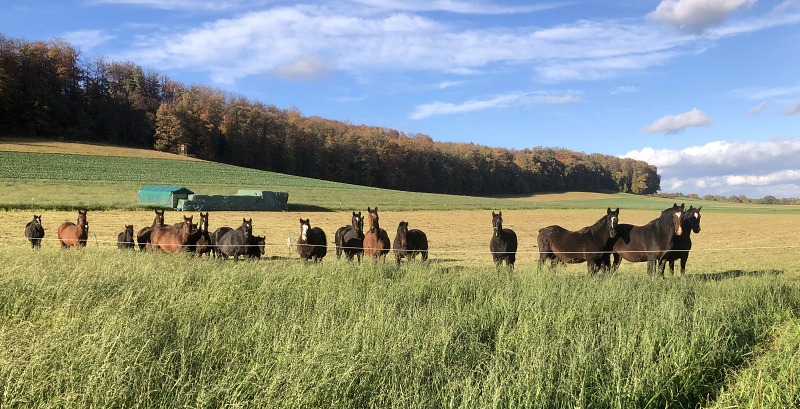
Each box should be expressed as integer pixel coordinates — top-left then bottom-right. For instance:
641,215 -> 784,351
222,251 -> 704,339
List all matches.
58,210 -> 88,248
664,205 -> 702,275
149,215 -> 192,253
117,225 -> 135,249
363,207 -> 391,260
297,219 -> 327,262
216,218 -> 253,261
24,214 -> 45,249
247,235 -> 266,259
137,210 -> 165,250
490,211 -> 517,270
611,203 -> 684,276
335,211 -> 365,261
393,221 -> 429,265
187,212 -> 211,255
537,208 -> 619,275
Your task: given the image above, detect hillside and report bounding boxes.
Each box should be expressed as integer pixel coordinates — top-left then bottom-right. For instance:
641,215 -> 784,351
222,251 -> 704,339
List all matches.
0,34 -> 659,197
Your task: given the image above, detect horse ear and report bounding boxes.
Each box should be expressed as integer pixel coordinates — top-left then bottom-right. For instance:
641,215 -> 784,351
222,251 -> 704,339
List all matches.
367,207 -> 372,212
375,207 -> 378,212
492,211 -> 496,217
697,206 -> 702,211
299,218 -> 303,224
498,211 -> 502,216
680,203 -> 685,210
607,207 -> 611,214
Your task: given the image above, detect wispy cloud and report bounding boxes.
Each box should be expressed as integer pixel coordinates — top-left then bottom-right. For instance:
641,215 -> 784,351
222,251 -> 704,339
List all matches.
61,29 -> 115,51
782,100 -> 800,115
346,0 -> 572,14
329,94 -> 368,102
611,85 -> 639,94
271,55 -> 336,82
438,81 -> 466,89
640,108 -> 714,134
733,84 -> 800,100
410,91 -> 582,119
746,101 -> 770,115
648,0 -> 757,34
624,137 -> 800,196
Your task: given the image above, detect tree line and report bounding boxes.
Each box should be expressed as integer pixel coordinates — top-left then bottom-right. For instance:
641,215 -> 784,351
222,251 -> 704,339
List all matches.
0,34 -> 660,196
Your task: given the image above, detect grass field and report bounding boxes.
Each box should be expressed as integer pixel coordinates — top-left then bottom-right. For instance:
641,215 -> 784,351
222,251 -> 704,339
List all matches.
1,138 -> 799,408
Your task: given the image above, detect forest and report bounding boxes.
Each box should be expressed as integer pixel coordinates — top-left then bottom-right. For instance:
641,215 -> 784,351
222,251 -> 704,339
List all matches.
0,35 -> 660,196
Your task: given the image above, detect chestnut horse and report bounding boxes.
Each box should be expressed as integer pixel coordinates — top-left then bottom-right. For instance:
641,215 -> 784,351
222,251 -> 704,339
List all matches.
149,215 -> 192,253
611,203 -> 684,277
137,210 -> 165,250
363,207 -> 390,260
58,210 -> 89,248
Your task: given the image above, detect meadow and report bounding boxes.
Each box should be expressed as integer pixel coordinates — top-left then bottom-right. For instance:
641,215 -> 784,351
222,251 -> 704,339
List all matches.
1,139 -> 799,408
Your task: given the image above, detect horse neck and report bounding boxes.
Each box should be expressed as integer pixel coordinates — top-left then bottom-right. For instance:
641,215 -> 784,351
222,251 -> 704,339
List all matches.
586,216 -> 608,238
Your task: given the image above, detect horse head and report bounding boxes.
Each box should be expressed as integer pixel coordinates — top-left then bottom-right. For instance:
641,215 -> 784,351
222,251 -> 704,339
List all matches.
125,224 -> 134,236
396,221 -> 408,247
199,212 -> 209,232
32,215 -> 43,230
77,210 -> 89,233
492,211 -> 503,237
669,203 -> 684,236
154,210 -> 165,228
352,211 -> 363,233
300,218 -> 311,241
606,207 -> 620,238
685,205 -> 702,234
181,215 -> 193,233
240,218 -> 253,239
367,207 -> 379,233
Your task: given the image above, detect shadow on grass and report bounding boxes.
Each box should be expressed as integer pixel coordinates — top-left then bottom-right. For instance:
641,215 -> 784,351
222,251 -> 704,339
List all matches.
287,203 -> 332,212
696,269 -> 783,281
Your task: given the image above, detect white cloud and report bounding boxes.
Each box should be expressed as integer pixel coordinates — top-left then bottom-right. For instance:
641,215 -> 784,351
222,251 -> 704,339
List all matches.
346,0 -> 571,14
438,81 -> 465,89
640,108 -> 714,134
61,29 -> 115,51
611,85 -> 639,94
746,101 -> 769,115
733,84 -> 800,100
89,0 -> 265,10
781,100 -> 800,115
623,137 -> 800,196
409,91 -> 582,119
329,94 -> 368,102
648,0 -> 757,34
271,55 -> 336,82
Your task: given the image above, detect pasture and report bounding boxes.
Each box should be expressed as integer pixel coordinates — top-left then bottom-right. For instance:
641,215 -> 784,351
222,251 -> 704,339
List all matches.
1,139 -> 799,407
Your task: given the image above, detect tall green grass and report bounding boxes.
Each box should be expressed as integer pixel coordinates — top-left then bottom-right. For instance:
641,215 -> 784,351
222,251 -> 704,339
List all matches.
1,248 -> 798,408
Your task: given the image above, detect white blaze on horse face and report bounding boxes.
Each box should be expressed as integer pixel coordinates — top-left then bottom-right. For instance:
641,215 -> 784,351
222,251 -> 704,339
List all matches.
301,224 -> 309,240
674,212 -> 682,235
694,212 -> 699,219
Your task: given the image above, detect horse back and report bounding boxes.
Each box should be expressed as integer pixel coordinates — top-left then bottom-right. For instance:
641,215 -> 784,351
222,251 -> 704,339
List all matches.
58,222 -> 86,247
612,223 -> 664,262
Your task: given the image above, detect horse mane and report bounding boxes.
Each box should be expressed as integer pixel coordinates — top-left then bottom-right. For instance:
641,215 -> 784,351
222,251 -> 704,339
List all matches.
579,214 -> 610,236
645,206 -> 679,227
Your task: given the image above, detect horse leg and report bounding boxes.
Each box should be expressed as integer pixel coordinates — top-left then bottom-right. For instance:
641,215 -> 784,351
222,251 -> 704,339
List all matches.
680,255 -> 688,276
612,253 -> 621,273
657,258 -> 667,278
668,259 -> 675,275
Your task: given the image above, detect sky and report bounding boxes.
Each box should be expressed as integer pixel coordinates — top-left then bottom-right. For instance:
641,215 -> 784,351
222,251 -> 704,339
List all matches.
1,0 -> 799,198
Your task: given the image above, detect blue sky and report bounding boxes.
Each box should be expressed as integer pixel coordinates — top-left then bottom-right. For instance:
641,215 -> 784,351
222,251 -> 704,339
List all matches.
2,0 -> 800,198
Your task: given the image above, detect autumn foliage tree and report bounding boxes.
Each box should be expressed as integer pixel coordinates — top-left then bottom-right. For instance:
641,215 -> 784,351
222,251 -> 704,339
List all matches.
0,33 -> 661,196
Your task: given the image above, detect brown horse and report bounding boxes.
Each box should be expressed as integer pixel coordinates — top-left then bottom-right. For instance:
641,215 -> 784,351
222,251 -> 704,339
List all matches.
57,210 -> 89,248
149,215 -> 192,253
363,207 -> 390,260
611,203 -> 684,277
137,210 -> 165,250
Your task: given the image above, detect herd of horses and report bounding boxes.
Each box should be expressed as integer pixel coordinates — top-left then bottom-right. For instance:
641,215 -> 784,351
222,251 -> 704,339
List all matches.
22,203 -> 702,275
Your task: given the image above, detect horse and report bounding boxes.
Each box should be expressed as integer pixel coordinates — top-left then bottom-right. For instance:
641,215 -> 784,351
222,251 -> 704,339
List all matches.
611,203 -> 685,277
537,208 -> 619,275
490,211 -> 517,270
216,218 -> 253,261
297,219 -> 327,262
137,210 -> 165,250
335,211 -> 365,261
247,235 -> 266,259
24,214 -> 45,249
663,205 -> 702,275
210,226 -> 233,257
188,212 -> 212,255
393,221 -> 429,265
117,225 -> 135,249
57,210 -> 89,248
149,215 -> 192,253
363,207 -> 391,260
